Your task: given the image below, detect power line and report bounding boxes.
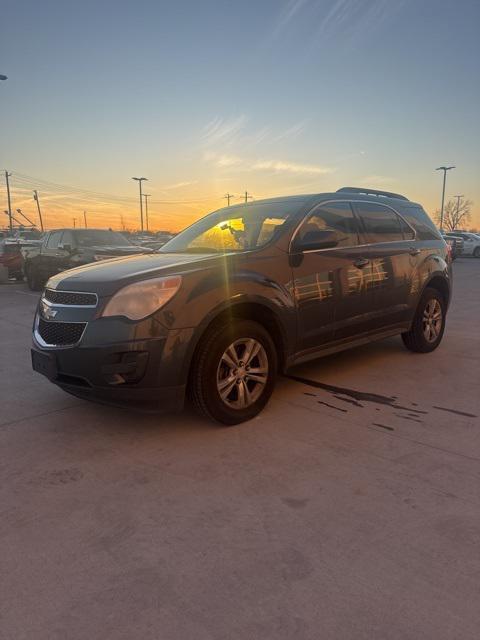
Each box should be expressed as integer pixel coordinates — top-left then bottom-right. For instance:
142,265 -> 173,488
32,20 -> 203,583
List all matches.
6,170 -> 213,205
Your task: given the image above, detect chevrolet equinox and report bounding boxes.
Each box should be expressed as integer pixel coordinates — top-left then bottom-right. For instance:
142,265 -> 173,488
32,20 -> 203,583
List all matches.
31,187 -> 452,424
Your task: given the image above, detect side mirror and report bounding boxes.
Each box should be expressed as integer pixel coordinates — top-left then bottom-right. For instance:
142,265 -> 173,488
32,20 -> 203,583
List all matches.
293,229 -> 340,252
58,243 -> 72,253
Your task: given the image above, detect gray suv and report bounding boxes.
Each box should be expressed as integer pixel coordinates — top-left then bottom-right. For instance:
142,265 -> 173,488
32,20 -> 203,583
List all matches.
31,187 -> 451,424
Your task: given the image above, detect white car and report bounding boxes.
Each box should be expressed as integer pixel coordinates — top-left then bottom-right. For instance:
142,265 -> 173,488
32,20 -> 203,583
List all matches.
446,231 -> 480,257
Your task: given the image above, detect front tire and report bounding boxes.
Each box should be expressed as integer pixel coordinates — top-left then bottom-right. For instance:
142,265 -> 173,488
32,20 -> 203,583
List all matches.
189,319 -> 278,425
402,287 -> 446,353
474,247 -> 480,258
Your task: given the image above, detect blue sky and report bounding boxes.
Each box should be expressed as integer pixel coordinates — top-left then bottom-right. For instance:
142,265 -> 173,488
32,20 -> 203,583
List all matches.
1,0 -> 479,230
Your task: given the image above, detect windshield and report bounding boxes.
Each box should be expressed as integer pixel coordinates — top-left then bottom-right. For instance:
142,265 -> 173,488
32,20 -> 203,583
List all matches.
160,201 -> 298,254
74,230 -> 132,247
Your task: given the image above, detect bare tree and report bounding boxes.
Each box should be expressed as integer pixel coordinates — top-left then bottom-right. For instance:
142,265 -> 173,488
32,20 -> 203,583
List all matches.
434,198 -> 472,231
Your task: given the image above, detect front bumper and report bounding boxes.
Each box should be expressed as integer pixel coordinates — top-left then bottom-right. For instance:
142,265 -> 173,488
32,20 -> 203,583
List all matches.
32,321 -> 195,414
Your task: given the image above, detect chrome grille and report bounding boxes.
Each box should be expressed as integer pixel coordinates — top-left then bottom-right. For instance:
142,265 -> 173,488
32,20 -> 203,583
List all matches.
37,318 -> 86,346
44,289 -> 97,306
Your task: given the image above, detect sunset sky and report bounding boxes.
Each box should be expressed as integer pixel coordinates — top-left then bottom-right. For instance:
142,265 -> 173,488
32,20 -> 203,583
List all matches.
1,0 -> 479,232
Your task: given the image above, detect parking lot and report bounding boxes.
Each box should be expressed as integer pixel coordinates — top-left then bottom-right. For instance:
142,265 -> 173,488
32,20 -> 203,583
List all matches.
1,258 -> 479,639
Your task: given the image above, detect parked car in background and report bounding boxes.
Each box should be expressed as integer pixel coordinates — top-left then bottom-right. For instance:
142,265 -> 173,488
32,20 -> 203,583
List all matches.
441,232 -> 464,260
446,231 -> 480,257
23,228 -> 152,290
0,237 -> 43,280
31,187 -> 451,425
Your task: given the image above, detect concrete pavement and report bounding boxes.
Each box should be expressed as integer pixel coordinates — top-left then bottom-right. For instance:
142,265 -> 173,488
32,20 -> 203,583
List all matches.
1,259 -> 479,639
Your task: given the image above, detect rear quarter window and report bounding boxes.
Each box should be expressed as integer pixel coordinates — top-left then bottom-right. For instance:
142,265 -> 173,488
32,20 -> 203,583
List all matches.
400,206 -> 440,240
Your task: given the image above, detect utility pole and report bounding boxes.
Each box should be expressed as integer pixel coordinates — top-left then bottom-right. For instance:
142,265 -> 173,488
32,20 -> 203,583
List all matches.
73,218 -> 76,229
83,210 -> 88,228
143,194 -> 150,231
436,166 -> 455,232
16,208 -> 36,227
33,190 -> 45,231
132,177 -> 148,231
4,171 -> 13,232
244,191 -> 252,204
223,193 -> 235,206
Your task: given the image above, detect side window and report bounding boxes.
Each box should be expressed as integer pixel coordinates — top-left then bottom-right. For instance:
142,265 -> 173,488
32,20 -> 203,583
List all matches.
60,230 -> 74,247
355,203 -> 405,243
398,215 -> 415,241
296,202 -> 360,248
46,231 -> 62,249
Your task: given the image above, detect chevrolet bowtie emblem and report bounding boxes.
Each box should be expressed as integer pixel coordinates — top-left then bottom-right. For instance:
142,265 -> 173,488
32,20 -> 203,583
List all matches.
41,300 -> 58,320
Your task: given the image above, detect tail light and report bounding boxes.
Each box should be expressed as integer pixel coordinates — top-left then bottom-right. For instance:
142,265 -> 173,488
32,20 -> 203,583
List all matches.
446,243 -> 453,262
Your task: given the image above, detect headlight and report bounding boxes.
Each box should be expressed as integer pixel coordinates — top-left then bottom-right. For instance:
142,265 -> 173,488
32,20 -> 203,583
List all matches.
101,275 -> 182,321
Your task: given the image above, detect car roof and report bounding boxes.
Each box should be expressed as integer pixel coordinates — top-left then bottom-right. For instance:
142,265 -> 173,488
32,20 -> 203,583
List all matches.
222,189 -> 422,213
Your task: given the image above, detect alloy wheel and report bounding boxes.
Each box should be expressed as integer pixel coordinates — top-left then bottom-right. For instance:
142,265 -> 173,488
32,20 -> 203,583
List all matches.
422,298 -> 442,343
216,338 -> 268,409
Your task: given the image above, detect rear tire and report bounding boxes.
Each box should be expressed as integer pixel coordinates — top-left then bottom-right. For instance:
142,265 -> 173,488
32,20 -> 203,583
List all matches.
474,247 -> 480,258
402,287 -> 446,353
189,319 -> 277,425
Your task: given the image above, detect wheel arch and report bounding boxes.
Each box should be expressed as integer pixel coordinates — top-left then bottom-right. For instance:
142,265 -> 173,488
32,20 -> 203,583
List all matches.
182,298 -> 291,386
423,273 -> 451,307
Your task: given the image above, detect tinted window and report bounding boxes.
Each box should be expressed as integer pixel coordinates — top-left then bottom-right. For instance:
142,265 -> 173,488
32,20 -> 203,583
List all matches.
46,231 -> 63,249
297,202 -> 359,248
355,203 -> 404,243
61,231 -> 75,246
398,215 -> 415,240
74,230 -> 132,247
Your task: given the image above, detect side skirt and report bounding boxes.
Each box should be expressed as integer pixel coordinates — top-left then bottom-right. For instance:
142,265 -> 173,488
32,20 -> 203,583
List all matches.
285,324 -> 410,370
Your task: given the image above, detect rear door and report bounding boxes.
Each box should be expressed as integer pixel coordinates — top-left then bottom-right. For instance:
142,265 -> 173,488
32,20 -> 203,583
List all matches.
40,230 -> 64,281
291,200 -> 376,352
353,202 -> 416,330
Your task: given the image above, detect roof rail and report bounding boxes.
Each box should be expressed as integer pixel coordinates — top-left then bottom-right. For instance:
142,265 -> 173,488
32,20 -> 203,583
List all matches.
336,187 -> 409,201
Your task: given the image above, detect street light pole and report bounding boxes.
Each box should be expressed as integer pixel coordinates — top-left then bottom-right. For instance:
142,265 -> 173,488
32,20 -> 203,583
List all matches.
4,171 -> 13,232
143,194 -> 150,231
132,177 -> 148,231
436,166 -> 455,232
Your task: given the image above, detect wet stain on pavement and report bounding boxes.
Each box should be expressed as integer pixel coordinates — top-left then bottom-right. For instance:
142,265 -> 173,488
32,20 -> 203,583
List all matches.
433,406 -> 477,418
32,468 -> 84,486
333,394 -> 364,408
282,497 -> 309,509
394,413 -> 423,424
289,374 -> 397,406
372,423 -> 395,431
317,400 -> 347,412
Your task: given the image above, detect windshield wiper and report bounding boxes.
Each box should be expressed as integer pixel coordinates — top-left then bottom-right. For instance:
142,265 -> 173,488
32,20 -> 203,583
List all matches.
161,247 -> 223,254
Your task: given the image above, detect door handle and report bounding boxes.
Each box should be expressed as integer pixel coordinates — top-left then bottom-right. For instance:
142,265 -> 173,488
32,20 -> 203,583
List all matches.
353,258 -> 370,268
409,247 -> 421,256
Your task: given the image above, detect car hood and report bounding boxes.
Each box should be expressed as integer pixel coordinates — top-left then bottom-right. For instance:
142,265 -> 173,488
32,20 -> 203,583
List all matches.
47,252 -> 222,296
81,245 -> 150,254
